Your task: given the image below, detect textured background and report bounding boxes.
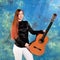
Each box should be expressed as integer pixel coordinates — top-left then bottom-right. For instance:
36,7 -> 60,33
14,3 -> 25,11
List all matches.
0,0 -> 60,60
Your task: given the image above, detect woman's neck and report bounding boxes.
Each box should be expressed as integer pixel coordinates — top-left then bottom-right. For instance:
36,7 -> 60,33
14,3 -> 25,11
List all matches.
18,19 -> 22,22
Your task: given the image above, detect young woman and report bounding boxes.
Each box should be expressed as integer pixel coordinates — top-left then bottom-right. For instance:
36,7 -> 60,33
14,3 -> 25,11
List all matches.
11,9 -> 44,60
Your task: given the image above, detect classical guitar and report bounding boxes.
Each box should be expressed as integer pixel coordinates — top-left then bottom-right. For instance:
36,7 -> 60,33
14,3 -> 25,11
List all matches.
29,14 -> 57,56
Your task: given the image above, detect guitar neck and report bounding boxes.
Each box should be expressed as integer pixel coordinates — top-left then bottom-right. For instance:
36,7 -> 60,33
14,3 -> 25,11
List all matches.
42,14 -> 57,40
42,21 -> 53,39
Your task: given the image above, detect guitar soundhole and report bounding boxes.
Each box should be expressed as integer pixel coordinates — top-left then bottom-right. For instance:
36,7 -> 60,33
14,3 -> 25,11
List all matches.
39,39 -> 44,43
34,46 -> 41,51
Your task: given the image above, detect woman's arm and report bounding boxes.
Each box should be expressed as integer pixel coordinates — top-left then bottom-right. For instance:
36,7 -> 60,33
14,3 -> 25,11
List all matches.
28,22 -> 44,35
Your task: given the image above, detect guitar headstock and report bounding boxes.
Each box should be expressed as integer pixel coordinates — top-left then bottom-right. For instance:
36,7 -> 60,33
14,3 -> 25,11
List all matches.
51,13 -> 57,22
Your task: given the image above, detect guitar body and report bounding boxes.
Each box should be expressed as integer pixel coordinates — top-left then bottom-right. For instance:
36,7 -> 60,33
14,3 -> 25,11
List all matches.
29,34 -> 48,56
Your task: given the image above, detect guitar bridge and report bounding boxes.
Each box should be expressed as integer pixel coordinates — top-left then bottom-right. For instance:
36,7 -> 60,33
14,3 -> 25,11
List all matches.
34,46 -> 41,51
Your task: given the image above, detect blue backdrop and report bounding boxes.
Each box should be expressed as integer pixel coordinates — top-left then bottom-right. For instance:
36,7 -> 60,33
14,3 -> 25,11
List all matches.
0,0 -> 60,60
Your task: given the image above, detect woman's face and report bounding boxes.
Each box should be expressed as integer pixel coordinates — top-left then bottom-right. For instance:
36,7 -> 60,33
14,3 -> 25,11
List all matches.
18,10 -> 24,21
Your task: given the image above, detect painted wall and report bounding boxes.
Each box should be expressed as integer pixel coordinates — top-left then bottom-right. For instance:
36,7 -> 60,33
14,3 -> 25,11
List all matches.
0,0 -> 60,60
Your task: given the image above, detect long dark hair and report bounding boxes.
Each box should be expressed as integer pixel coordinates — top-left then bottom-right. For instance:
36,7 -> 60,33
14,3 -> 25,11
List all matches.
11,9 -> 23,40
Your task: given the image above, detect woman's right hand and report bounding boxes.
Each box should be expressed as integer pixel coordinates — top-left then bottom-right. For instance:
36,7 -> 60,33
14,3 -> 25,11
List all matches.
25,43 -> 29,49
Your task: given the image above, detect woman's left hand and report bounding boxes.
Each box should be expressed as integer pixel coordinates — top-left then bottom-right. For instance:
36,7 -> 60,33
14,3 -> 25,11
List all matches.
43,30 -> 46,33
